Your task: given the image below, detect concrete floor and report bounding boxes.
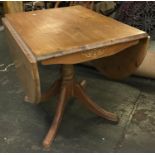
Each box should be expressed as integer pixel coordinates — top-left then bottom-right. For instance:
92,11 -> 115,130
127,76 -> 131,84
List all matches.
0,29 -> 155,153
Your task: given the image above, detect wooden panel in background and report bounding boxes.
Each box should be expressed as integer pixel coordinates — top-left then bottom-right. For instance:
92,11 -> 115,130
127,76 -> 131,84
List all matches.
3,1 -> 23,14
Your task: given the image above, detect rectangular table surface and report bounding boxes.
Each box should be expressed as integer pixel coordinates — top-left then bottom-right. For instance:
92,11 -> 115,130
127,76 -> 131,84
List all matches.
5,5 -> 148,61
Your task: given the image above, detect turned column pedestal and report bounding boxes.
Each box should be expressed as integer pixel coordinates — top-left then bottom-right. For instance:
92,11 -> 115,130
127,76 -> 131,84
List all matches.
42,64 -> 119,148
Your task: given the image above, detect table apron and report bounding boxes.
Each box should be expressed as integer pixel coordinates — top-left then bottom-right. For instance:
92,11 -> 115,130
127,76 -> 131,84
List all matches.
41,40 -> 139,65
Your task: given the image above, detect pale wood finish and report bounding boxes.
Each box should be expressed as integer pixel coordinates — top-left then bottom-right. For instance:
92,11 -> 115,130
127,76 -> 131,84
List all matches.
42,40 -> 139,65
54,1 -> 61,8
2,18 -> 41,104
93,37 -> 149,80
42,64 -> 118,148
69,1 -> 94,10
135,51 -> 155,78
3,1 -> 23,14
5,5 -> 147,61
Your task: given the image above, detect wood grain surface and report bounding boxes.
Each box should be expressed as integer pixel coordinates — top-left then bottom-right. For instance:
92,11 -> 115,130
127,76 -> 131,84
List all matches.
5,5 -> 148,61
92,37 -> 149,79
2,18 -> 41,104
42,40 -> 139,65
3,1 -> 23,14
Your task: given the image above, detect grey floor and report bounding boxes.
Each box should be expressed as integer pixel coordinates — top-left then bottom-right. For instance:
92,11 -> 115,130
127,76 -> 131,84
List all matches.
0,29 -> 155,153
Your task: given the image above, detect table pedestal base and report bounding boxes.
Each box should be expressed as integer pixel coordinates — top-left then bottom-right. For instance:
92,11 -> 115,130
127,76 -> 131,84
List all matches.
42,64 -> 119,148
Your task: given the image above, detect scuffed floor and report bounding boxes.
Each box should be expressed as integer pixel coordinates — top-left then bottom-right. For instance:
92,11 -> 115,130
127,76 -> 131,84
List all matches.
0,30 -> 155,153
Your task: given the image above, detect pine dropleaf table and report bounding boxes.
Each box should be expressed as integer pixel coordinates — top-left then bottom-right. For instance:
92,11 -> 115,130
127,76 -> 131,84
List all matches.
3,5 -> 149,148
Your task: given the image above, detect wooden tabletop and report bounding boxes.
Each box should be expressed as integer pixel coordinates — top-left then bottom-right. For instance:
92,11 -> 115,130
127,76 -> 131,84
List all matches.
5,5 -> 148,61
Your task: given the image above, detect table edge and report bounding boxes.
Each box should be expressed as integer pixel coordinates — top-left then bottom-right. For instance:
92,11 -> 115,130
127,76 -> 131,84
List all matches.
37,33 -> 149,61
2,17 -> 37,63
3,17 -> 149,62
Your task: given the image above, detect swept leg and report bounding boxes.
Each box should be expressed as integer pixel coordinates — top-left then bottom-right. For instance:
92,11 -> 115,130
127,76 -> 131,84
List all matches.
74,83 -> 119,123
41,79 -> 61,102
41,64 -> 119,148
43,87 -> 67,148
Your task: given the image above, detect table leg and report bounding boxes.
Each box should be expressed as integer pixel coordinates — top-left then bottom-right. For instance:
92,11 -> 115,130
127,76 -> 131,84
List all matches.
74,83 -> 119,122
42,64 -> 118,148
42,87 -> 67,148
